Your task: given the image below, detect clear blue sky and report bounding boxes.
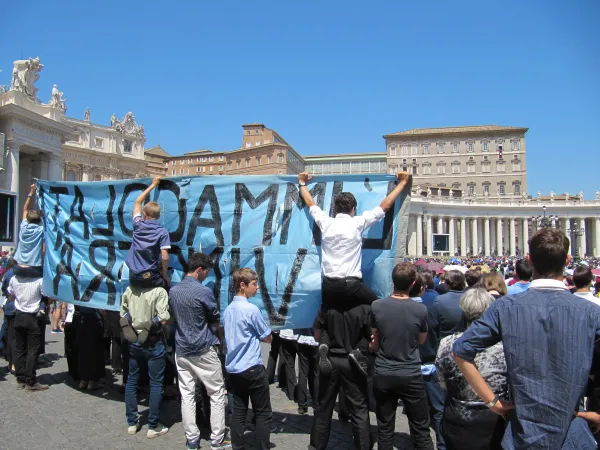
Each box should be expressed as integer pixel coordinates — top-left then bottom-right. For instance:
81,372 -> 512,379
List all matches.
1,0 -> 599,197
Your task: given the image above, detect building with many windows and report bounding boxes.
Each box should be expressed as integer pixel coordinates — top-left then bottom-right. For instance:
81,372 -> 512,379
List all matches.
384,125 -> 528,199
303,152 -> 387,175
144,145 -> 170,177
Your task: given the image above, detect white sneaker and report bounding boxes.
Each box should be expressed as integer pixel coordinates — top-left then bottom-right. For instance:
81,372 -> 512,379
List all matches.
147,424 -> 169,439
127,423 -> 139,435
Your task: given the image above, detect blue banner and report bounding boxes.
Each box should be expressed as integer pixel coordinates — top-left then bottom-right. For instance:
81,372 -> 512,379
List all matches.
37,175 -> 407,329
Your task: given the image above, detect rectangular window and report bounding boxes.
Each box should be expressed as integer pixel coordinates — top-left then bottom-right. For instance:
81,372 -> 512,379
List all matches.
401,145 -> 408,156
188,159 -> 192,164
209,156 -> 214,162
497,162 -> 506,172
498,184 -> 505,195
468,164 -> 476,173
196,167 -> 199,173
412,165 -> 418,175
218,165 -> 223,172
255,141 -> 260,146
124,140 -> 132,153
482,164 -> 490,173
172,169 -> 175,175
423,165 -> 431,175
179,160 -> 184,165
468,184 -> 475,195
388,165 -> 397,175
219,155 -> 224,161
180,169 -> 184,174
236,160 -> 241,169
278,154 -> 283,163
342,162 -> 350,173
209,166 -> 213,172
452,143 -> 459,153
389,145 -> 397,157
94,137 -> 104,148
511,140 -> 520,150
482,142 -> 489,152
245,159 -> 250,168
484,184 -> 490,194
228,161 -> 232,169
514,183 -> 521,195
512,161 -> 521,171
411,144 -> 418,155
245,142 -> 251,148
197,157 -> 201,162
437,165 -> 446,174
467,142 -> 474,153
422,144 -> 430,154
437,143 -> 445,154
202,167 -> 206,173
452,164 -> 460,174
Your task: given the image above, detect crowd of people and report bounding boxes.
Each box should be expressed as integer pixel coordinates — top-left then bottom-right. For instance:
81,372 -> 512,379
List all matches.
2,173 -> 600,450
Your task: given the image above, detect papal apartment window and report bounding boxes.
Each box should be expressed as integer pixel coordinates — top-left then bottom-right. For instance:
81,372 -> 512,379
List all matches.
497,161 -> 506,172
511,140 -> 520,151
482,141 -> 489,152
468,184 -> 475,195
482,163 -> 490,173
437,164 -> 446,174
219,155 -> 224,161
512,161 -> 521,171
411,144 -> 418,155
498,184 -> 505,196
94,137 -> 103,148
468,164 -> 476,173
123,140 -> 132,153
389,145 -> 397,156
423,164 -> 431,175
401,145 -> 408,156
228,161 -> 232,169
452,143 -> 459,153
209,156 -> 214,162
257,156 -> 262,166
514,183 -> 521,195
278,154 -> 284,163
437,143 -> 445,154
483,184 -> 490,195
422,144 -> 430,154
236,160 -> 241,169
452,163 -> 460,174
467,142 -> 474,153
246,159 -> 250,168
412,165 -> 418,175
245,142 -> 251,148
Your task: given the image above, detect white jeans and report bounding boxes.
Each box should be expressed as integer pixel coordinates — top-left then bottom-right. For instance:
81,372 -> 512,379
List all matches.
176,347 -> 227,444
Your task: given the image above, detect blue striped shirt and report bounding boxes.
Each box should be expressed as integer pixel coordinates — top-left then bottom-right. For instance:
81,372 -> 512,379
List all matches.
453,279 -> 600,450
169,276 -> 220,357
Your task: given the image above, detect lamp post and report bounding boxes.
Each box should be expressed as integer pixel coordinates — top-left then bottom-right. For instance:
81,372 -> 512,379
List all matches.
568,219 -> 585,260
532,205 -> 558,229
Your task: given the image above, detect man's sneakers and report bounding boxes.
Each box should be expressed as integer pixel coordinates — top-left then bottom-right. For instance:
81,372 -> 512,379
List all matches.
127,422 -> 140,435
25,382 -> 49,391
146,423 -> 169,439
211,440 -> 232,449
348,348 -> 368,377
318,344 -> 332,375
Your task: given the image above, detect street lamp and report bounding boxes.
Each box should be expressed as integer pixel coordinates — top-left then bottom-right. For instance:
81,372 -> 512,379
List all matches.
532,205 -> 558,229
568,219 -> 585,260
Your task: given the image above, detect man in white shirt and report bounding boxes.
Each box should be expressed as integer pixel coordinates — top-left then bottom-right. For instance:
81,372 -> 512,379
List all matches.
8,274 -> 48,391
573,265 -> 600,306
299,171 -> 409,450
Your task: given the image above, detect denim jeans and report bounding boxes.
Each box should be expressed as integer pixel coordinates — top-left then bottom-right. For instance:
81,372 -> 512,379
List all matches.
125,340 -> 166,429
423,372 -> 446,450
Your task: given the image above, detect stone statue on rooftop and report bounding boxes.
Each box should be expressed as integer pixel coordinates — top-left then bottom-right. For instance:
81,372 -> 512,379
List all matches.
49,84 -> 67,112
84,108 -> 90,121
10,57 -> 43,101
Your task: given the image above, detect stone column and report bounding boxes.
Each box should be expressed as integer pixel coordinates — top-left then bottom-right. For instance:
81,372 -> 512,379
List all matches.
416,214 -> 423,256
460,217 -> 467,256
47,156 -> 63,181
523,218 -> 529,254
484,218 -> 491,256
510,218 -> 517,256
579,218 -> 587,257
437,217 -> 444,235
426,215 -> 433,256
81,164 -> 92,182
449,217 -> 456,256
496,218 -> 503,256
38,156 -> 49,182
6,142 -> 20,193
408,215 -> 417,256
472,217 -> 479,256
595,218 -> 600,257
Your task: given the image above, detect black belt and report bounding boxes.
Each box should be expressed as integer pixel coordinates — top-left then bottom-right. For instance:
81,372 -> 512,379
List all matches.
324,276 -> 362,282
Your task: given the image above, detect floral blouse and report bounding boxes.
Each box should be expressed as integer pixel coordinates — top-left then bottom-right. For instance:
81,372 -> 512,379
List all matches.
435,332 -> 508,419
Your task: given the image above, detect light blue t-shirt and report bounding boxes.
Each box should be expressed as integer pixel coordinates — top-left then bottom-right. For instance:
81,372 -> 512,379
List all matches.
224,295 -> 272,374
507,281 -> 531,295
14,220 -> 44,267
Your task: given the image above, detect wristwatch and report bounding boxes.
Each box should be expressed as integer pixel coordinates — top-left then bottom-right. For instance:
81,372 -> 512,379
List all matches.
299,182 -> 306,187
485,395 -> 500,408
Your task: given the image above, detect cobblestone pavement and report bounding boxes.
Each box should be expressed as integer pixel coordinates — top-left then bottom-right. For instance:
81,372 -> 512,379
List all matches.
0,326 -> 427,449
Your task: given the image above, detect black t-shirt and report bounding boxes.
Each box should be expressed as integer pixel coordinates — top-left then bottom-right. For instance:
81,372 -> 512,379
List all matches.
371,297 -> 428,377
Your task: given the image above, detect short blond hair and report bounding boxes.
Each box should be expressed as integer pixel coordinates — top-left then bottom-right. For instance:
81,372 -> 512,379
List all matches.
143,201 -> 160,219
233,268 -> 257,292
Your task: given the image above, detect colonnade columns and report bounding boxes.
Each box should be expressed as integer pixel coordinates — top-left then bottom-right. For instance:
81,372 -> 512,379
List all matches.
522,218 -> 529,254
510,218 -> 517,256
449,217 -> 456,256
6,142 -> 20,193
472,218 -> 479,255
595,218 -> 600,257
579,218 -> 587,257
416,215 -> 423,256
460,218 -> 467,256
484,218 -> 491,256
426,215 -> 433,256
496,219 -> 503,256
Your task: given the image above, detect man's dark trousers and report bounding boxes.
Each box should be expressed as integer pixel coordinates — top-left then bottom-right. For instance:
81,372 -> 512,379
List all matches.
423,372 -> 446,449
309,355 -> 371,450
229,365 -> 272,450
14,311 -> 41,386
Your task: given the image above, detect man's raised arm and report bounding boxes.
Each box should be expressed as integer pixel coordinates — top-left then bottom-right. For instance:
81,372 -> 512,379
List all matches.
133,176 -> 161,217
22,184 -> 36,221
298,172 -> 315,208
379,171 -> 410,213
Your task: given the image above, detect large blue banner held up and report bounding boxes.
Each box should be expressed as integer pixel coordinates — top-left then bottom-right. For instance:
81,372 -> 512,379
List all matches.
37,175 -> 409,329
